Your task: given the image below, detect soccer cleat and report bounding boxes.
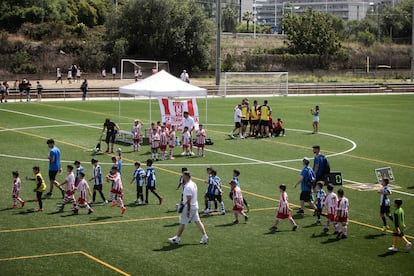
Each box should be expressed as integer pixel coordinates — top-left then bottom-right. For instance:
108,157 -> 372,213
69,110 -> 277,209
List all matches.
233,220 -> 239,224
388,246 -> 398,252
200,236 -> 209,244
341,234 -> 347,239
244,215 -> 249,223
11,205 -> 17,209
323,227 -> 329,233
269,226 -> 278,231
406,242 -> 412,252
296,209 -> 304,214
88,209 -> 93,215
168,236 -> 180,245
203,208 -> 211,214
89,200 -> 95,205
72,209 -> 79,215
336,231 -> 342,239
121,207 -> 126,215
159,197 -> 163,205
36,208 -> 44,212
316,220 -> 321,225
180,152 -> 186,156
292,225 -> 298,231
21,201 -> 25,208
221,211 -> 226,216
111,201 -> 118,207
382,225 -> 390,232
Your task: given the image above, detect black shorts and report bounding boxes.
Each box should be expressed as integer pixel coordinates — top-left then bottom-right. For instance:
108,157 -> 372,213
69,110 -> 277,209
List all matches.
260,120 -> 269,126
214,194 -> 223,202
106,132 -> 116,143
49,170 -> 58,181
380,205 -> 391,214
241,120 -> 249,126
300,191 -> 311,202
205,193 -> 215,201
251,120 -> 259,126
93,184 -> 103,191
234,122 -> 241,128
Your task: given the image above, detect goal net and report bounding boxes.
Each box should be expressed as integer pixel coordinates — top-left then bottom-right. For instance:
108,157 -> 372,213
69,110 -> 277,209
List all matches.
218,72 -> 289,97
120,59 -> 170,80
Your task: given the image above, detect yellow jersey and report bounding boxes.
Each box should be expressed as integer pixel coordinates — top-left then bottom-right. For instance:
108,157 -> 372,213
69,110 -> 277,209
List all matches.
259,105 -> 271,120
250,105 -> 259,120
34,172 -> 46,192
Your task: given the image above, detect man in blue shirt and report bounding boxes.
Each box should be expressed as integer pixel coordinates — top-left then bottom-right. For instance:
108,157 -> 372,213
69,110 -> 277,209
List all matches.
46,139 -> 64,198
294,157 -> 316,214
312,145 -> 329,182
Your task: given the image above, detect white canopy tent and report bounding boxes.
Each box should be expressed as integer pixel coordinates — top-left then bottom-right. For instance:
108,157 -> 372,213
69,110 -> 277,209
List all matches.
118,70 -> 208,129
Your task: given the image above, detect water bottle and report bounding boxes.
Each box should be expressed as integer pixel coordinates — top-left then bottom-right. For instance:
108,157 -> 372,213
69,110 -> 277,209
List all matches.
175,136 -> 180,146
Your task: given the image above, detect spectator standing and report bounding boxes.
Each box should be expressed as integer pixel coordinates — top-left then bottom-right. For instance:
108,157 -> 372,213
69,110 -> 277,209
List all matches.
36,81 -> 43,102
112,67 -> 116,80
23,78 -> 32,102
46,138 -> 64,199
180,70 -> 189,83
76,67 -> 81,82
67,68 -> 73,84
0,81 -> 5,103
101,68 -> 106,79
311,105 -> 320,134
80,79 -> 88,101
56,67 -> 62,84
229,104 -> 243,139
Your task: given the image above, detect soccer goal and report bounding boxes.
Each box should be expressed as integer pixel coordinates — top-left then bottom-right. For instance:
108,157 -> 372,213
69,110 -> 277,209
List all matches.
120,59 -> 170,80
218,72 -> 289,97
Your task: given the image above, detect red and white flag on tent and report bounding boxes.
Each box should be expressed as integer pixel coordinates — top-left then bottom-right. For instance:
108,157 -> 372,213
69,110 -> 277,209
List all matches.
158,97 -> 199,131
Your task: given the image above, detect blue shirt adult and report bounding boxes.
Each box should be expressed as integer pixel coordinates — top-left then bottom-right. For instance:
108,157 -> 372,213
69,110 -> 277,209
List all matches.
313,154 -> 326,178
49,145 -> 61,172
300,166 -> 314,192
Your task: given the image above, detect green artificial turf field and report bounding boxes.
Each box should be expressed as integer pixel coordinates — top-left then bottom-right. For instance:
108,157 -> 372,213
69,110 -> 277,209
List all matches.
1,94 -> 413,275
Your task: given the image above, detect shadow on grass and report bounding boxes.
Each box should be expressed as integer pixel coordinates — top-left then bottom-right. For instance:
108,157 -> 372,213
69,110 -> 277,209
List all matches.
407,186 -> 414,189
215,222 -> 237,227
163,222 -> 180,228
153,243 -> 197,252
302,223 -> 322,229
365,233 -> 386,239
14,209 -> 36,215
311,232 -> 329,238
378,251 -> 397,257
90,216 -> 113,221
0,207 -> 13,212
292,214 -> 305,220
321,238 -> 341,244
165,209 -> 178,213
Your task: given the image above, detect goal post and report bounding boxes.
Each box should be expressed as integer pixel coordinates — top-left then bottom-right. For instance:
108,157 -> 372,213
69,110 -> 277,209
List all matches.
218,72 -> 289,97
120,59 -> 170,80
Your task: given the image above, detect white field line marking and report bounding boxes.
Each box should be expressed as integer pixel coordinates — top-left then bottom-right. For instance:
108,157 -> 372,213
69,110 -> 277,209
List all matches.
1,109 -> 413,196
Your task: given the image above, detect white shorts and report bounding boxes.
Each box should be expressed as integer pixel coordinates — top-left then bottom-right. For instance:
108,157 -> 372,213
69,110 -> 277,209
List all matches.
179,206 -> 200,225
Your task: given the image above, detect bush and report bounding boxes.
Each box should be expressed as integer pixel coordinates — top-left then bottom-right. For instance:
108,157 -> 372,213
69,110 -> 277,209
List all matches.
222,53 -> 236,72
356,31 -> 376,47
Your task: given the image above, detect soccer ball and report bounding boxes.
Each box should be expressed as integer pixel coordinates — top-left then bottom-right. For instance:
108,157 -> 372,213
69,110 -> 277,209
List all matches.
116,148 -> 122,154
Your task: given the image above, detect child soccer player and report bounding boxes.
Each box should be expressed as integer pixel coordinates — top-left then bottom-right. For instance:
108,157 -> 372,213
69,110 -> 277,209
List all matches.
314,181 -> 326,224
132,119 -> 142,152
388,199 -> 412,252
57,165 -> 77,212
89,158 -> 107,205
196,124 -> 206,157
107,166 -> 126,214
11,171 -> 25,208
27,166 -> 47,211
335,188 -> 349,239
130,161 -> 145,205
74,172 -> 93,215
73,160 -> 84,188
181,126 -> 191,156
323,184 -> 338,233
168,125 -> 176,160
212,169 -> 225,215
159,125 -> 168,160
229,180 -> 248,224
269,184 -> 297,231
150,127 -> 160,161
232,169 -> 249,212
144,159 -> 163,205
378,178 -> 393,231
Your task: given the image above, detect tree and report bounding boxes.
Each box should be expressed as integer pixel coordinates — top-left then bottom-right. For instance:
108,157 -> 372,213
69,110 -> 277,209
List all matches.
222,7 -> 237,32
283,8 -> 341,65
242,11 -> 253,32
112,0 -> 212,72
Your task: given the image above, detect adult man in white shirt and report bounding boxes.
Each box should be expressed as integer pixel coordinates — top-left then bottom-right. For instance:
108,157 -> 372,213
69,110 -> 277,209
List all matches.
169,171 -> 208,245
229,104 -> 243,139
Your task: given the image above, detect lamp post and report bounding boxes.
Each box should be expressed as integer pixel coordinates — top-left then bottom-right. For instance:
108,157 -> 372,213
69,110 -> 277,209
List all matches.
274,0 -> 277,33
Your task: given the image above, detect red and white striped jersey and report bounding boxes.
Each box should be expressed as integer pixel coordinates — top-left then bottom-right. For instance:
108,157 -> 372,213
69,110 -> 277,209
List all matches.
12,177 -> 21,194
76,179 -> 90,200
111,172 -> 123,193
232,186 -> 244,209
324,192 -> 338,215
160,131 -> 168,146
150,132 -> 160,148
168,130 -> 176,147
337,197 -> 349,218
132,124 -> 141,139
182,131 -> 191,146
196,129 -> 206,145
65,172 -> 75,193
278,191 -> 290,215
